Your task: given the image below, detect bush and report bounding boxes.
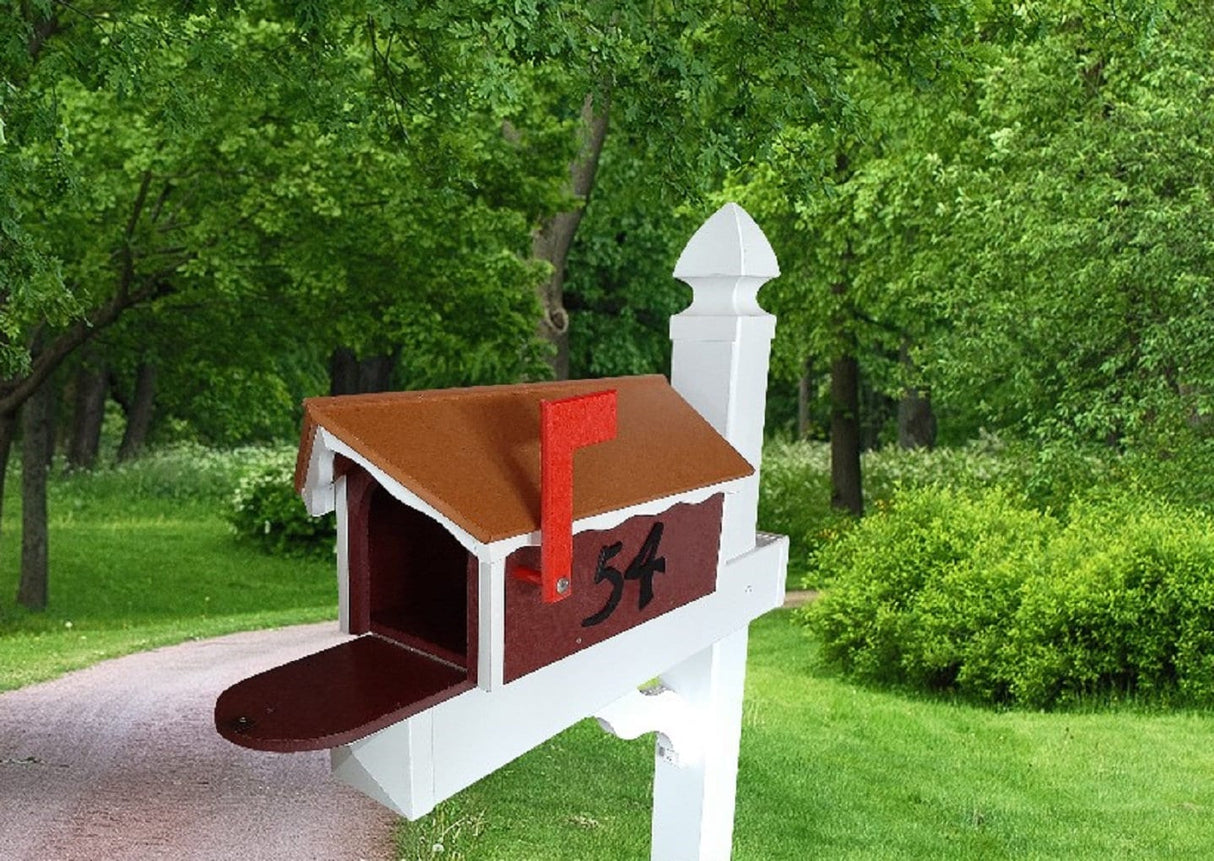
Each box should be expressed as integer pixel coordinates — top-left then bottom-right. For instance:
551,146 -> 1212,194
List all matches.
759,435 -> 1035,588
1004,501 -> 1214,707
758,440 -> 852,588
802,486 -> 1214,709
804,486 -> 1056,694
226,447 -> 336,558
52,442 -> 270,505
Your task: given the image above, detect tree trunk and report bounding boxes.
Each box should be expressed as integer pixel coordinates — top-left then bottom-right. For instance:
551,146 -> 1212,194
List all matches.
898,390 -> 937,450
357,352 -> 397,393
828,217 -> 863,516
117,362 -> 156,462
797,357 -> 813,439
329,348 -> 397,395
18,378 -> 54,610
830,354 -> 863,516
532,90 -> 610,380
329,347 -> 359,396
67,357 -> 109,469
0,410 -> 17,543
897,341 -> 936,450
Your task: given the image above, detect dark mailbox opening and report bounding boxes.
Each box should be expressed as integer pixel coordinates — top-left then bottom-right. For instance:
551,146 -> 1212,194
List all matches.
215,465 -> 478,753
364,484 -> 470,666
347,465 -> 476,675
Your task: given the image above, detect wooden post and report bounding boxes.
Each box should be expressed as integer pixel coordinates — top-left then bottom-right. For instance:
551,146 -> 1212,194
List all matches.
655,203 -> 779,859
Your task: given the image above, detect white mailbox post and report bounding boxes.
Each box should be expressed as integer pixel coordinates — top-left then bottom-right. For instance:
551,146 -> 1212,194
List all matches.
215,203 -> 787,861
597,202 -> 782,859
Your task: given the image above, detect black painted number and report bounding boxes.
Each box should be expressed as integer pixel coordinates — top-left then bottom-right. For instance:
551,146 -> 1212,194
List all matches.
581,523 -> 666,628
625,522 -> 665,610
580,541 -> 624,627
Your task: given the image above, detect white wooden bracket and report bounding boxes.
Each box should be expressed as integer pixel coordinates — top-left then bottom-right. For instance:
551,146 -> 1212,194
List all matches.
594,684 -> 703,768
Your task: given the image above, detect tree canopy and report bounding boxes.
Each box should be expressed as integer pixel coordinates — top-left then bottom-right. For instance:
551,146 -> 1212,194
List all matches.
4,0 -> 1212,606
925,0 -> 1214,448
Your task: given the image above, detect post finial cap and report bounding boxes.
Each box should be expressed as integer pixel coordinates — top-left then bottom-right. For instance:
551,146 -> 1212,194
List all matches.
673,203 -> 779,316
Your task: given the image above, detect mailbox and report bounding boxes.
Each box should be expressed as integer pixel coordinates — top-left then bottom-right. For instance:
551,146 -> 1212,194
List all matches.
215,203 -> 788,852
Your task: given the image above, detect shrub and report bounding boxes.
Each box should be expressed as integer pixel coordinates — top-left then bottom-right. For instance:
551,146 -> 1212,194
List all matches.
227,447 -> 336,558
804,486 -> 1055,695
52,442 -> 269,504
1004,501 -> 1214,707
802,486 -> 1214,709
759,435 -> 1033,588
758,440 -> 852,588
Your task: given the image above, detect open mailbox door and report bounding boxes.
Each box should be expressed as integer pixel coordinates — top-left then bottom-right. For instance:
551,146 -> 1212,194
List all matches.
216,632 -> 473,753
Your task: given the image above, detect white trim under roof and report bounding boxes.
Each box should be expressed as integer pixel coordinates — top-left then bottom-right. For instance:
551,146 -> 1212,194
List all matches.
300,426 -> 746,564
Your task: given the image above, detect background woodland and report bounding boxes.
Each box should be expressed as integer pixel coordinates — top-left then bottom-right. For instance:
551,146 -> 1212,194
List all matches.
3,0 -> 1212,632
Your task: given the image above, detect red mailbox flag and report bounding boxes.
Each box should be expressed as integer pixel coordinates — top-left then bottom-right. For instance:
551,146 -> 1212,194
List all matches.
514,389 -> 617,603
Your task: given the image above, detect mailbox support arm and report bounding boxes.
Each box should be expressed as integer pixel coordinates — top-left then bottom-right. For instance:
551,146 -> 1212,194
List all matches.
594,685 -> 702,768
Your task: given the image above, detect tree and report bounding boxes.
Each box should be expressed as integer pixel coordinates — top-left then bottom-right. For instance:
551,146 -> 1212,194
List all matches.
0,7 -> 404,602
564,140 -> 700,380
358,0 -> 980,381
922,0 -> 1214,451
4,2 -> 572,608
2,1 -> 191,607
728,26 -> 982,513
726,0 -> 1214,514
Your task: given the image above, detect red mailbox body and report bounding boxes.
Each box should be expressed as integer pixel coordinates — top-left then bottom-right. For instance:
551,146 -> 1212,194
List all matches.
216,374 -> 751,756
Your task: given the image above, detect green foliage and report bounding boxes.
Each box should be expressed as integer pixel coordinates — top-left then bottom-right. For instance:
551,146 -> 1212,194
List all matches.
226,447 -> 335,559
1006,501 -> 1214,708
758,440 -> 850,588
803,486 -> 1214,708
806,486 -> 1055,692
921,0 -> 1214,447
1116,431 -> 1214,516
759,436 -> 1036,587
52,442 -> 270,506
565,145 -> 696,379
730,0 -> 1212,459
3,2 -> 558,447
725,0 -> 988,435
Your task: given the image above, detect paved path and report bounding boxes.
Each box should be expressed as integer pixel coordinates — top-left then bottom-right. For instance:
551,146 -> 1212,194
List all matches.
0,624 -> 397,861
782,589 -> 817,608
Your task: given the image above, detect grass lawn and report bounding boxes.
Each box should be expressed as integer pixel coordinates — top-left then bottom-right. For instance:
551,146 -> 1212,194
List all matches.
0,457 -> 336,691
397,611 -> 1214,860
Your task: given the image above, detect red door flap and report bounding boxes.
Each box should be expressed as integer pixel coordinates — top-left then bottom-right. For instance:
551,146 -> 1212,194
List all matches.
215,635 -> 472,753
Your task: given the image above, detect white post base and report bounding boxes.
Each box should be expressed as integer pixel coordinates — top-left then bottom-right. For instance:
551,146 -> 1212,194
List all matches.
597,625 -> 754,861
648,627 -> 750,861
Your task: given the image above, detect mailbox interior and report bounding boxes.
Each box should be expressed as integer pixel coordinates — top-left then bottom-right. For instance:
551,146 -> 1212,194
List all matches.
212,464 -> 478,754
347,465 -> 477,679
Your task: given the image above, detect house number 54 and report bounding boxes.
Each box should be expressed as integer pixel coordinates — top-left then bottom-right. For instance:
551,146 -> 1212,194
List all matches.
581,522 -> 666,628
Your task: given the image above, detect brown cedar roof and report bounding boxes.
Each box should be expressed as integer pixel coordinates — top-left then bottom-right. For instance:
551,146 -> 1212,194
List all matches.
295,375 -> 752,544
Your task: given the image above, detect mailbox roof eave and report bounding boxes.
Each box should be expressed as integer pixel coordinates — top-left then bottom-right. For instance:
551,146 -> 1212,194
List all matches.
295,375 -> 753,544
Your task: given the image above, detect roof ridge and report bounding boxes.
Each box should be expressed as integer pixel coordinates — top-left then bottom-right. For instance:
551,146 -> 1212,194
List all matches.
304,374 -> 666,410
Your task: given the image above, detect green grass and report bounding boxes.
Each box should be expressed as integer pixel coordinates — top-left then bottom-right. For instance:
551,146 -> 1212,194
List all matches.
396,611 -> 1214,860
0,450 -> 336,691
